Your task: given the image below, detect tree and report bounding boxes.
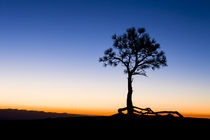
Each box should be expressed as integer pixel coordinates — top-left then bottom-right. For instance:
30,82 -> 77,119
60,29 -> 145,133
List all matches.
99,27 -> 167,116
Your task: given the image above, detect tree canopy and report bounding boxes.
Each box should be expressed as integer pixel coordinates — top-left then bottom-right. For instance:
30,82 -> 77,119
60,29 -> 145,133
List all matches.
99,27 -> 167,77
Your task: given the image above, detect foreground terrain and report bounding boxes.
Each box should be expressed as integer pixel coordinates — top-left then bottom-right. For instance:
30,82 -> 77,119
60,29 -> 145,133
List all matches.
1,109 -> 209,136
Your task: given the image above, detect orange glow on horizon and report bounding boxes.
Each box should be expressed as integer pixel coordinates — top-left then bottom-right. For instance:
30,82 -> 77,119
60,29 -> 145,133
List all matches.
0,105 -> 116,116
1,105 -> 210,119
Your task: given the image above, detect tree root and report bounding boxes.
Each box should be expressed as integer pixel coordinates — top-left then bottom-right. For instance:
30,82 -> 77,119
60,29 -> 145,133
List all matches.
118,106 -> 184,118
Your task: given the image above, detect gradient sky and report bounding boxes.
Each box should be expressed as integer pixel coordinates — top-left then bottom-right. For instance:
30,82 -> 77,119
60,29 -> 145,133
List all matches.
0,0 -> 210,117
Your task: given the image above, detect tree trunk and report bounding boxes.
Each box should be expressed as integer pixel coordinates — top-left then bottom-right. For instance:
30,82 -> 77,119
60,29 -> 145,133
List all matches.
127,74 -> 134,115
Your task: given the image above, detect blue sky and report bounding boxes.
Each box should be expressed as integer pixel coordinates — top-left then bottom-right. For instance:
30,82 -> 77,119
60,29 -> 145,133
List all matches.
0,0 -> 210,116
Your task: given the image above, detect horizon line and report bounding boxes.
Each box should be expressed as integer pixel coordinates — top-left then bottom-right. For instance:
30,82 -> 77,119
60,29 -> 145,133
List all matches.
1,107 -> 210,119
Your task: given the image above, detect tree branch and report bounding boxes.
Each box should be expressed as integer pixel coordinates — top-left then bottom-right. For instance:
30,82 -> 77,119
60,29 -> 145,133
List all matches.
131,54 -> 148,74
136,55 -> 149,67
113,57 -> 130,72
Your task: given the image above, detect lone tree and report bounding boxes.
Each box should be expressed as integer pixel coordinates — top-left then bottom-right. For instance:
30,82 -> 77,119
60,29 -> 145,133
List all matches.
99,27 -> 167,116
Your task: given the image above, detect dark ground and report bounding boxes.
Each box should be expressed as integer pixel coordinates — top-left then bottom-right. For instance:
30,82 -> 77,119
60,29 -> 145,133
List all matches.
1,115 -> 209,138
44,115 -> 210,128
1,109 -> 209,137
3,114 -> 209,127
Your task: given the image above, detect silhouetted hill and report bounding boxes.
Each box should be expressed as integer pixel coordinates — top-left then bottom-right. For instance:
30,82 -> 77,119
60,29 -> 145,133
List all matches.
43,114 -> 210,128
1,110 -> 209,135
0,109 -> 89,120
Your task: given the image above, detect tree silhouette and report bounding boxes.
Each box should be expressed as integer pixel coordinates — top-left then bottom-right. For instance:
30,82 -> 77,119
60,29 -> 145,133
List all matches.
99,27 -> 167,116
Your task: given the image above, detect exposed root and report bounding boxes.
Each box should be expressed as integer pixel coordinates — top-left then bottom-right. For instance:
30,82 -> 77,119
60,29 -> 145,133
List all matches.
118,106 -> 184,118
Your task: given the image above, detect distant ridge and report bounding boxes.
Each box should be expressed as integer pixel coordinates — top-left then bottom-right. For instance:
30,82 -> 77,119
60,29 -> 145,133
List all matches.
0,109 -> 89,120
